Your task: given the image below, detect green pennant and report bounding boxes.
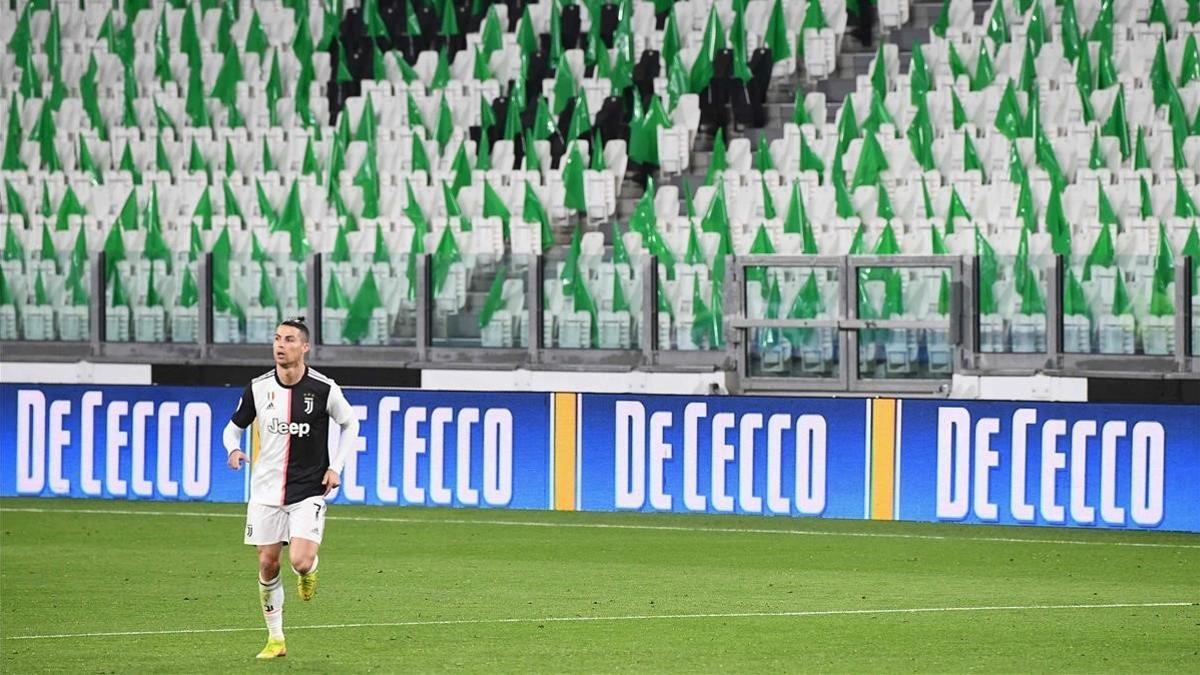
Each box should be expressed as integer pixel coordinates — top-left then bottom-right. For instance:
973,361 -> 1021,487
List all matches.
1044,187 -> 1072,255
946,187 -> 970,231
1017,175 -> 1037,232
851,132 -> 888,189
971,41 -> 995,91
963,133 -> 986,180
342,270 -> 383,343
995,80 -> 1023,139
932,0 -> 951,36
975,226 -> 999,314
1101,85 -> 1130,160
522,181 -> 552,252
1176,174 -> 1199,218
562,144 -> 587,213
102,221 -> 126,280
909,43 -> 930,106
1083,223 -> 1115,281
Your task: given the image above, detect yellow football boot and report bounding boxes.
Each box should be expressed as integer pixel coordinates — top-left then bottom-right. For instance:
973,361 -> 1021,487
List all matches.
297,570 -> 318,601
256,637 -> 286,659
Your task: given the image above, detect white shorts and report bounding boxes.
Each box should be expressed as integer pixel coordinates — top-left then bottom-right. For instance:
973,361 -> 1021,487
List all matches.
244,495 -> 326,546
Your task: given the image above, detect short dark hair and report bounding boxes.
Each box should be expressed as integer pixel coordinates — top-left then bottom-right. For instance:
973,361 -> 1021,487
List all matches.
279,317 -> 309,343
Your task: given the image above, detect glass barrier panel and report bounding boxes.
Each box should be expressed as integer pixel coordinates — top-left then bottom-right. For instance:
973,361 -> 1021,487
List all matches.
543,241 -> 643,350
744,265 -> 841,378
976,254 -> 1049,354
856,265 -> 954,379
434,253 -> 532,348
106,251 -> 200,343
5,252 -> 91,342
210,254 -> 307,345
320,250 -> 416,347
1063,253 -> 1177,356
656,258 -> 725,352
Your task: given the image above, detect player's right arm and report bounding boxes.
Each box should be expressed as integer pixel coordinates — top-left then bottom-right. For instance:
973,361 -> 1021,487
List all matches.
223,384 -> 256,470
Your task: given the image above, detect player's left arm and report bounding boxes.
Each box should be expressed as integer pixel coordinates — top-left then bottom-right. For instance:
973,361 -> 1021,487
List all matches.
323,383 -> 359,493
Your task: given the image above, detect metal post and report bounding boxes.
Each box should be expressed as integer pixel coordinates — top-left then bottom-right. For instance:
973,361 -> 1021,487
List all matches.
1175,255 -> 1191,369
90,251 -> 105,354
641,255 -> 657,363
198,253 -> 212,357
416,253 -> 430,361
950,257 -> 964,369
1046,255 -> 1063,370
527,254 -> 543,363
967,254 -> 980,368
306,254 -> 321,352
840,257 -> 856,388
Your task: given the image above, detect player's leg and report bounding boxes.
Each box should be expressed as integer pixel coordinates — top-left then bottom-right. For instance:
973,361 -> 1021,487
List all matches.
257,544 -> 286,643
286,495 -> 326,601
246,504 -> 288,658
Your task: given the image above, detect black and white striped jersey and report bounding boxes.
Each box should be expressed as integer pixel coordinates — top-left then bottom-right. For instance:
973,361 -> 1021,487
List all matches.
225,367 -> 355,506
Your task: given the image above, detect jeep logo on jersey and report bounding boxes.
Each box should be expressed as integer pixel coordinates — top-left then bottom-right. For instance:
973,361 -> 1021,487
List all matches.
265,418 -> 311,437
303,393 -> 314,415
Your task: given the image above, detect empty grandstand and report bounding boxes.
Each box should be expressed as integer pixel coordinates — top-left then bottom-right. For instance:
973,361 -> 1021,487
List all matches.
0,0 -> 1197,395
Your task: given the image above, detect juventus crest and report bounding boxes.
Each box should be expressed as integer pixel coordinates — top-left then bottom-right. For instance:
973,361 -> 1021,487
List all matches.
303,393 -> 315,415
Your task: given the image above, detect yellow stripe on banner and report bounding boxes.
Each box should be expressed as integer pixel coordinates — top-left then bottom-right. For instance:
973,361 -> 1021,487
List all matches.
250,421 -> 260,464
553,393 -> 578,511
870,399 -> 898,520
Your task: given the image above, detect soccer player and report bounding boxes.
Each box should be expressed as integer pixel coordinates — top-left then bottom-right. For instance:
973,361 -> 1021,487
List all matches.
222,318 -> 359,659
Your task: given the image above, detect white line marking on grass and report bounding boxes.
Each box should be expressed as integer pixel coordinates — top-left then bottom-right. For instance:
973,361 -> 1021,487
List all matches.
5,602 -> 1196,641
3,505 -> 1200,550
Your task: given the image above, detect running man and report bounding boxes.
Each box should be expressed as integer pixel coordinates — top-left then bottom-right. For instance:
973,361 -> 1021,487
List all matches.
222,318 -> 359,659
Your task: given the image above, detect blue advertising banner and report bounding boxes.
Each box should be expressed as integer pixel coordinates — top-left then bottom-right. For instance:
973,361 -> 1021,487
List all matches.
895,400 -> 1200,531
0,385 -> 551,510
575,394 -> 870,518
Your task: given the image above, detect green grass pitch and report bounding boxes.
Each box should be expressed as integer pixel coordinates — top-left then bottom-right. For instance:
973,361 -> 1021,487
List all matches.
1,498 -> 1197,672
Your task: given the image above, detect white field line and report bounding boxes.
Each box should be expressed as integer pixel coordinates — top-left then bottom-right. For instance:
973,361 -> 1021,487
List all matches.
4,602 -> 1195,641
2,505 -> 1200,550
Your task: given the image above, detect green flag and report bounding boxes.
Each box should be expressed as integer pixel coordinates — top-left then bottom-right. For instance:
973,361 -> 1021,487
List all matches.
568,95 -> 591,142
764,0 -> 790,62
706,128 -> 728,185
972,41 -> 995,91
483,180 -> 511,241
325,271 -> 351,310
851,132 -> 888,189
909,43 -> 930,106
400,178 -> 426,231
154,9 -> 173,83
479,265 -> 508,328
1044,187 -> 1072,255
432,227 -> 462,294
103,221 -> 126,280
995,80 -> 1023,139
331,225 -> 351,263
1175,174 -> 1198,217
1063,268 -> 1089,317
2,219 -> 24,262
3,94 -> 26,171
1111,268 -> 1134,316
1097,180 -> 1119,229
987,0 -> 1010,44
1101,85 -> 1130,160
342,271 -> 383,343
523,182 -> 553,252
1083,223 -> 1115,281
562,144 -> 588,214
689,6 -> 725,93
55,186 -> 86,232
932,0 -> 951,36
975,227 -> 999,314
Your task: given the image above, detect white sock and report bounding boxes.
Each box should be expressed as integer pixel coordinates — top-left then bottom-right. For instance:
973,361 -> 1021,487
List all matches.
259,574 -> 284,639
